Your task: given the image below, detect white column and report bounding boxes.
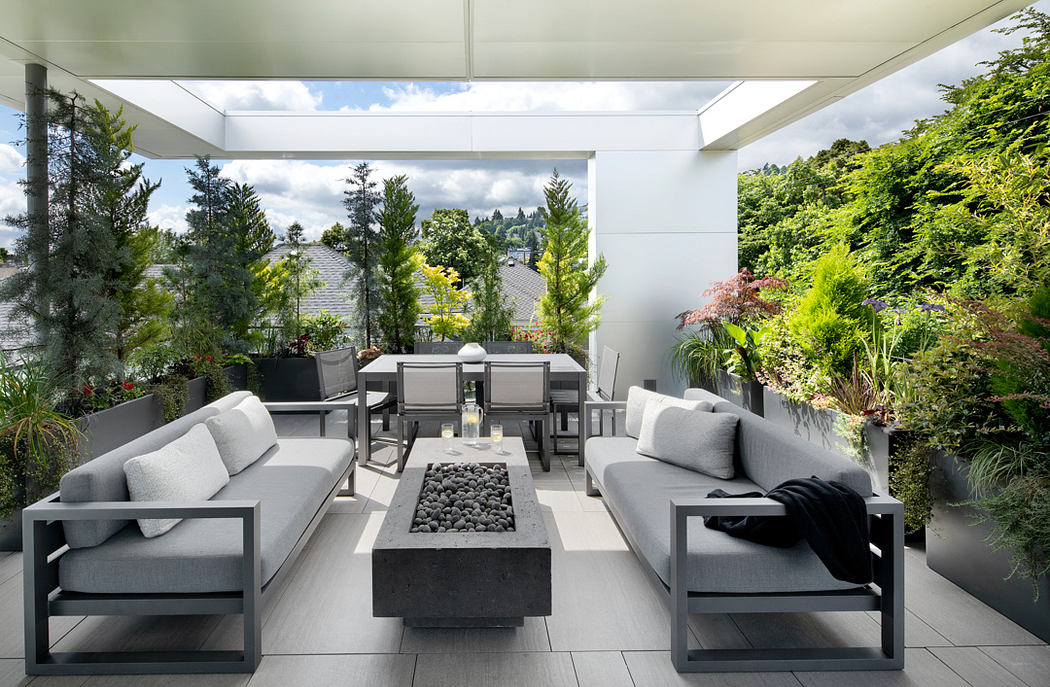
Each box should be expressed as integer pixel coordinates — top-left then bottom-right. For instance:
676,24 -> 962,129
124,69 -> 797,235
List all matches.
588,150 -> 738,397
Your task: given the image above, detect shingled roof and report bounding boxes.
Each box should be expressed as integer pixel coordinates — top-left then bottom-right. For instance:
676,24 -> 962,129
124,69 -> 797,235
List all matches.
265,242 -> 356,319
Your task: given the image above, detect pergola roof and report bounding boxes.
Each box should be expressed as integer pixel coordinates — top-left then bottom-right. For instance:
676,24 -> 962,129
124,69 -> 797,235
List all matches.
0,0 -> 1032,157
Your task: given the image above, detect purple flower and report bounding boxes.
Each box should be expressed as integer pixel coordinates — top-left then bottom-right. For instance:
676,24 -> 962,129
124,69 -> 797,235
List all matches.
862,298 -> 889,313
919,302 -> 946,312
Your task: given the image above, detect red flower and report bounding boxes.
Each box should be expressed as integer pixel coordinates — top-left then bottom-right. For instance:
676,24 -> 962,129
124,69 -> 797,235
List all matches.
123,381 -> 135,391
81,384 -> 93,395
204,355 -> 213,362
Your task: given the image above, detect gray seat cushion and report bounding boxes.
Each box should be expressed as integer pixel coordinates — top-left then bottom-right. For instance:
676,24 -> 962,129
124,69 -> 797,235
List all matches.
59,437 -> 353,594
585,437 -> 860,594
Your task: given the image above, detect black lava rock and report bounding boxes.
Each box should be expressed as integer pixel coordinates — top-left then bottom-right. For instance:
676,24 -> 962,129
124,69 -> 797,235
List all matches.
410,462 -> 515,533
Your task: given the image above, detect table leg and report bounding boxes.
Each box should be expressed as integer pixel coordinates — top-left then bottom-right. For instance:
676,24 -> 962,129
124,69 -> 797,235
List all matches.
358,384 -> 371,464
577,370 -> 586,467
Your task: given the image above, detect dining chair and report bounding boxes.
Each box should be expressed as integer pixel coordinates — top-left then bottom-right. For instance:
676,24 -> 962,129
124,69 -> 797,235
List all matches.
308,346 -> 397,436
551,345 -> 620,452
396,361 -> 464,471
483,341 -> 533,353
483,361 -> 551,471
413,341 -> 460,354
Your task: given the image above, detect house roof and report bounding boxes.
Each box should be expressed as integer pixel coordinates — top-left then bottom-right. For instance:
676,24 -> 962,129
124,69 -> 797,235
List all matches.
266,242 -> 357,320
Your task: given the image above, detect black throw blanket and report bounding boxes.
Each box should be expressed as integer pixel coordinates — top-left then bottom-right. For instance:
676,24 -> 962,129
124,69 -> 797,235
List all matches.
703,477 -> 872,585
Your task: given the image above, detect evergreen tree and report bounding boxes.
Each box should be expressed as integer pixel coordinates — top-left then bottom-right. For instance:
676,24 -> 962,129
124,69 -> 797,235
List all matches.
463,238 -> 514,343
537,170 -> 607,362
343,162 -> 382,347
374,175 -> 422,353
227,182 -> 281,347
184,156 -> 263,354
275,221 -> 322,341
420,208 -> 490,283
1,91 -> 121,385
84,102 -> 170,364
492,209 -> 503,221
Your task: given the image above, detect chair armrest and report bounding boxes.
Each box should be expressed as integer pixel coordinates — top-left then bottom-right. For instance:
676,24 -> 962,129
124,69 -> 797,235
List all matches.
670,493 -> 902,519
23,496 -> 260,522
584,400 -> 627,439
262,400 -> 356,413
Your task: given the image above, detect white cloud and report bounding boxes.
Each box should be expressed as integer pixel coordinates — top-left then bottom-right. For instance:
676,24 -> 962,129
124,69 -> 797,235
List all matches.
0,177 -> 25,249
217,158 -> 586,240
0,144 -> 24,173
147,204 -> 189,235
357,81 -> 728,113
178,81 -> 323,112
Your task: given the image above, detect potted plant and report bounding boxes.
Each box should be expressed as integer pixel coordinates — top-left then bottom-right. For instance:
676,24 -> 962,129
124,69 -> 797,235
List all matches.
672,268 -> 786,413
897,293 -> 1050,641
0,356 -> 82,551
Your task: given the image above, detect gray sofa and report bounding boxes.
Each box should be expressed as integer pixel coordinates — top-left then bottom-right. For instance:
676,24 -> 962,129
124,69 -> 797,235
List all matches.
23,391 -> 356,675
584,387 -> 904,673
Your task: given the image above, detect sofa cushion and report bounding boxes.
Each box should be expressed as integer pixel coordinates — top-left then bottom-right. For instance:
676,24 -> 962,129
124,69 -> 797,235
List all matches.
712,400 -> 872,496
59,436 -> 353,594
586,437 -> 860,594
123,423 -> 231,538
206,396 -> 278,475
636,402 -> 738,479
625,386 -> 711,438
59,391 -> 254,548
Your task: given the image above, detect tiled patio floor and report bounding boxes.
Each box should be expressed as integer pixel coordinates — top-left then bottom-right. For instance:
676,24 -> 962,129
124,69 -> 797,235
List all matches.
0,411 -> 1047,686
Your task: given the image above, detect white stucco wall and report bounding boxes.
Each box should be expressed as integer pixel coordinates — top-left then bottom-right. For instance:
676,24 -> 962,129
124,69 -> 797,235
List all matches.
588,150 -> 738,398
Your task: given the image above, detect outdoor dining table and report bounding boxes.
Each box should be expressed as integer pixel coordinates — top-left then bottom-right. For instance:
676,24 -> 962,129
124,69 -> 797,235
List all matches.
356,353 -> 587,467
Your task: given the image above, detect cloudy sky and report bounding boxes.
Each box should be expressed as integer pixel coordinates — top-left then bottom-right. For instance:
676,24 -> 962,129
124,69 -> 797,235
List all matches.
0,2 -> 1046,249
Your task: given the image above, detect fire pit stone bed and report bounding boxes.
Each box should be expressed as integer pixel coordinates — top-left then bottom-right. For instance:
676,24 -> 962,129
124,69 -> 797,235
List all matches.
412,462 -> 515,533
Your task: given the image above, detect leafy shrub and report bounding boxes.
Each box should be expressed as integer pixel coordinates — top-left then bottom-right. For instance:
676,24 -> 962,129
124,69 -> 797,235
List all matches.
301,310 -> 348,354
788,245 -> 876,380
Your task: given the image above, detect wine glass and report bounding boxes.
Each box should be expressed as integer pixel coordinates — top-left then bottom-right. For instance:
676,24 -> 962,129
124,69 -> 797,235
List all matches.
441,423 -> 455,453
491,424 -> 504,454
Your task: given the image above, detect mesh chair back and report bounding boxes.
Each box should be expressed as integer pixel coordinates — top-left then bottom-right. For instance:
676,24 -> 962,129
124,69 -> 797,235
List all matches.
414,341 -> 460,354
483,341 -> 533,354
397,362 -> 464,412
315,347 -> 358,399
484,362 -> 550,412
595,345 -> 620,401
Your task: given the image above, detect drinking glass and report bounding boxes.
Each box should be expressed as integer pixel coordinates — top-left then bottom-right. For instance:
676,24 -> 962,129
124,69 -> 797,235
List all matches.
491,424 -> 504,454
441,423 -> 455,453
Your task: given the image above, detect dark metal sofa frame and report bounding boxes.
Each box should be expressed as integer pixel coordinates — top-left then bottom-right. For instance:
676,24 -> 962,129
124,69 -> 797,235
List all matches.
582,400 -> 905,673
22,401 -> 357,675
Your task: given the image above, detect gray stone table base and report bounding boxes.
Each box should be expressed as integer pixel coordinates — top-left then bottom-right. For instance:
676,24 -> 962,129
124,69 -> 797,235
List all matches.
372,437 -> 551,627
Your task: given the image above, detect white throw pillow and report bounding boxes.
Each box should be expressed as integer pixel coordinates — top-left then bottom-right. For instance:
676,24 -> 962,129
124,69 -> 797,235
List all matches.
123,423 -> 230,538
636,401 -> 739,479
205,396 -> 279,475
625,386 -> 712,438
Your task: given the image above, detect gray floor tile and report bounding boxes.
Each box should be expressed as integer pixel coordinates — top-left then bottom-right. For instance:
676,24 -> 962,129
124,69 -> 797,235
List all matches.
246,653 -> 415,687
730,611 -> 881,649
981,645 -> 1050,687
543,512 -> 694,652
413,651 -> 577,687
253,513 -> 405,654
687,613 -> 751,651
0,555 -> 20,586
623,650 -> 802,686
571,651 -> 635,687
930,646 -> 1030,687
795,647 -> 968,687
0,575 -> 82,659
903,549 -> 1043,646
865,609 -> 952,648
0,659 -> 34,687
400,616 -> 550,653
51,615 -> 225,654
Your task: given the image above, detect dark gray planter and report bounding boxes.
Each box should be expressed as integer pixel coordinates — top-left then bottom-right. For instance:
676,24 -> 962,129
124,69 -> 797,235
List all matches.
255,357 -> 319,401
762,387 -> 848,454
715,370 -> 764,416
927,451 -> 1050,642
0,513 -> 21,552
184,375 -> 207,414
78,393 -> 164,463
224,363 -> 248,390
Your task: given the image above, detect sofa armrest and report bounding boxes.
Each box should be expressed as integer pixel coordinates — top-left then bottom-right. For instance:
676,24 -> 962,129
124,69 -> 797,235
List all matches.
669,493 -> 902,518
24,495 -> 260,522
584,400 -> 627,439
262,400 -> 357,413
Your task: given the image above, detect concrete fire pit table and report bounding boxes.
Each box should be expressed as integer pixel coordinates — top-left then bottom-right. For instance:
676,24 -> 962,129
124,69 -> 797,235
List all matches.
372,436 -> 552,627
